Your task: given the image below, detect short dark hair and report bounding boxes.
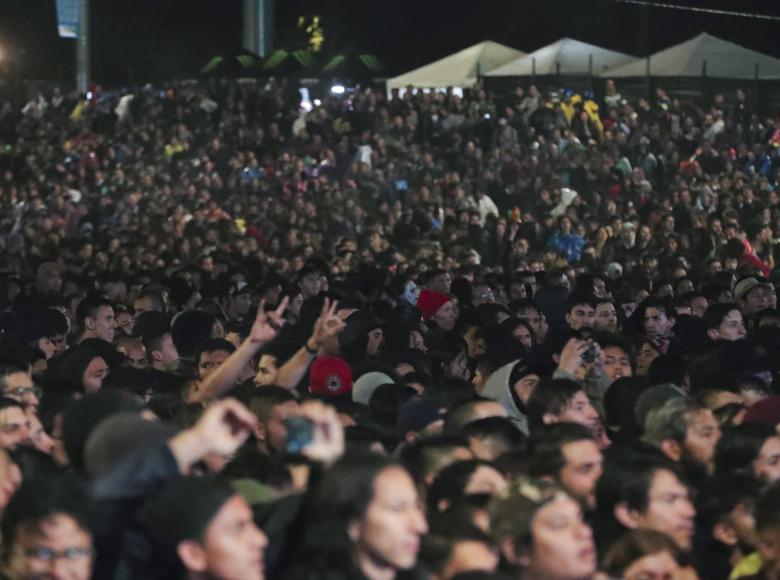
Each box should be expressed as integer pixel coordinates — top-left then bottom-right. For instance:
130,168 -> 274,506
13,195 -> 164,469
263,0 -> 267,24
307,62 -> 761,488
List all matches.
2,476 -> 91,563
703,303 -> 741,331
195,338 -> 236,366
248,386 -> 297,424
527,378 -> 583,433
460,416 -> 527,456
76,296 -> 113,331
400,434 -> 470,486
696,473 -> 762,534
715,423 -> 777,477
756,482 -> 780,533
426,459 -> 495,512
444,397 -> 498,434
528,422 -> 596,480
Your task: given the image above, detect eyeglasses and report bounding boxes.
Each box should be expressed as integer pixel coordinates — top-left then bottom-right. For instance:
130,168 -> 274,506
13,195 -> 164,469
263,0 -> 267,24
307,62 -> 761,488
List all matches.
5,386 -> 42,400
20,547 -> 94,562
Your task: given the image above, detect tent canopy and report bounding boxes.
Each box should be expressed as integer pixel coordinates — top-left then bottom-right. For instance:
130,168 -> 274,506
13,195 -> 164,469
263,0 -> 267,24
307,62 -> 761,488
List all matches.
386,41 -> 524,90
487,38 -> 634,77
602,33 -> 780,80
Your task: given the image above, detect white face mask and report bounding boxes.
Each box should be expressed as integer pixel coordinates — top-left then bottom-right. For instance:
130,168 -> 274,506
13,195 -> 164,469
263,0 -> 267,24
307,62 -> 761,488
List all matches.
403,282 -> 420,306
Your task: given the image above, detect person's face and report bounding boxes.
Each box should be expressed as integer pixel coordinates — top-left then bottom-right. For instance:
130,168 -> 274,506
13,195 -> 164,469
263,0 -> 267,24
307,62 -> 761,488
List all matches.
123,343 -> 148,369
0,406 -> 29,450
753,436 -> 780,483
82,357 -> 109,393
518,308 -> 547,341
559,440 -> 603,511
88,306 -> 116,342
253,355 -> 278,386
644,307 -> 673,338
429,273 -> 452,295
3,371 -> 39,409
230,293 -> 253,318
409,330 -> 426,352
714,309 -> 747,341
0,449 -> 21,510
352,467 -> 428,574
512,324 -> 534,351
262,401 -> 299,453
566,304 -> 595,330
157,334 -> 179,370
744,286 -> 773,315
554,391 -> 600,432
622,550 -> 680,580
513,374 -> 540,405
115,312 -> 134,336
27,410 -> 54,455
50,334 -> 68,357
524,495 -> 597,580
37,337 -> 57,360
194,495 -> 268,580
636,342 -> 660,375
690,296 -> 708,317
683,409 -> 721,474
474,285 -> 495,306
198,350 -> 231,381
367,328 -> 384,356
594,303 -> 618,331
432,302 -> 457,331
447,350 -> 470,381
633,469 -> 695,551
300,273 -> 321,299
602,346 -> 632,382
4,514 -> 93,580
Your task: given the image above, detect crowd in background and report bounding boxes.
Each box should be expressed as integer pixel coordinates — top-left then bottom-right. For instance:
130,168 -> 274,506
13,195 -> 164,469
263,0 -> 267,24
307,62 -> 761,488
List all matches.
0,75 -> 777,579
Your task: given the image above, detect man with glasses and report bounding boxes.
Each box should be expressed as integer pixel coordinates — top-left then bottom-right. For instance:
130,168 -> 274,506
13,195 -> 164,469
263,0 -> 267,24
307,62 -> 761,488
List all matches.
1,476 -> 94,580
0,359 -> 39,411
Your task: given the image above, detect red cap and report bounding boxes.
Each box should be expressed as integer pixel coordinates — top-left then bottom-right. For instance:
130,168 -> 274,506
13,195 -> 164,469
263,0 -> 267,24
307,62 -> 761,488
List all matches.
416,289 -> 450,320
309,356 -> 353,397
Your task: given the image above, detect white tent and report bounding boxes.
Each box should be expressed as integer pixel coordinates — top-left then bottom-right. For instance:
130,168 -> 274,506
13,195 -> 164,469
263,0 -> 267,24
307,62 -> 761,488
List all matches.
386,41 -> 524,91
486,38 -> 634,77
602,33 -> 780,79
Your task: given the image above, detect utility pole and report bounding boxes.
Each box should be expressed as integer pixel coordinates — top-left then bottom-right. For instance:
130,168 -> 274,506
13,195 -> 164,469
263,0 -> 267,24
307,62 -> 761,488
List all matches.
76,0 -> 89,94
243,0 -> 274,57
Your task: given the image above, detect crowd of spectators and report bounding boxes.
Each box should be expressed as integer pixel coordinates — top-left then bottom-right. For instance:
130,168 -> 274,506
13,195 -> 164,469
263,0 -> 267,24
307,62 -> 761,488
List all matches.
0,74 -> 777,579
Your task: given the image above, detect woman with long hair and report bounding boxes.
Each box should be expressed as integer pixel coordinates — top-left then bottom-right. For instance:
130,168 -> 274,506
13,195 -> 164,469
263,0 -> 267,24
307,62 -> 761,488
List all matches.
288,453 -> 428,580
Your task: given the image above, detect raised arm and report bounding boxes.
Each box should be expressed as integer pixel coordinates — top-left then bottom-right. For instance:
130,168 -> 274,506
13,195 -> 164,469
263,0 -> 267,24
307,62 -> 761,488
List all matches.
196,298 -> 289,402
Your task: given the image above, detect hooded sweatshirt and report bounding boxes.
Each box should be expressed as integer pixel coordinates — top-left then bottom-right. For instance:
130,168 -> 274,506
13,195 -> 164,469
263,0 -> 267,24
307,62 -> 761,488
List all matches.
482,360 -> 530,435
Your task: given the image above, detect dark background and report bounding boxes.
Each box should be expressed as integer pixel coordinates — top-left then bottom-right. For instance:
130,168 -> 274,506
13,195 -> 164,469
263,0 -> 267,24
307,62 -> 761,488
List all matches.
0,0 -> 779,85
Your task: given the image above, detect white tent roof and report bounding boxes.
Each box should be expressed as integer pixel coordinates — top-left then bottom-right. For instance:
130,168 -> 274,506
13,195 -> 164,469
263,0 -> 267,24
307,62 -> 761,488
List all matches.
602,33 -> 780,79
486,38 -> 634,77
386,41 -> 525,90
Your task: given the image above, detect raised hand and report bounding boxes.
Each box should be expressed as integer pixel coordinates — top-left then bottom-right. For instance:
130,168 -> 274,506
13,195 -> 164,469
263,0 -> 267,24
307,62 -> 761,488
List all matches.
308,298 -> 345,351
193,398 -> 258,456
249,297 -> 289,345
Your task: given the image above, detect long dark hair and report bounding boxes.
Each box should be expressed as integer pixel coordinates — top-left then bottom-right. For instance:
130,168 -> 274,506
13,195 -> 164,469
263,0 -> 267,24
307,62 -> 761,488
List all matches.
287,453 -> 401,580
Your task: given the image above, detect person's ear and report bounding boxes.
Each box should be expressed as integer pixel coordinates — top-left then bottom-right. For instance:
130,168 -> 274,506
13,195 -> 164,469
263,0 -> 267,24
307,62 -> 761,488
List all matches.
177,540 -> 207,572
151,350 -> 163,363
348,520 -> 361,543
542,413 -> 558,425
85,316 -> 96,330
660,439 -> 682,462
500,537 -> 520,565
713,522 -> 738,546
707,328 -> 720,341
614,501 -> 640,530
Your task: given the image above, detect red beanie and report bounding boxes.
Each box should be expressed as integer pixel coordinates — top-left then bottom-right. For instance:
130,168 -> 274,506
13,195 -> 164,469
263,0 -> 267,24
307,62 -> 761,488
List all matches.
416,290 -> 450,320
309,356 -> 353,396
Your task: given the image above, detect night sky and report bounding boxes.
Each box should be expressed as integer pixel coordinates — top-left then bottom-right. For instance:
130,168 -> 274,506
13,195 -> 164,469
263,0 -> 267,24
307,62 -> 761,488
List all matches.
0,0 -> 779,85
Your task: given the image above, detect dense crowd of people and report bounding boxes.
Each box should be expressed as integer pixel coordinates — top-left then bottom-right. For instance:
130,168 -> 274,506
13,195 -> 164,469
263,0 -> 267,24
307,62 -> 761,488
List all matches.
0,73 -> 778,579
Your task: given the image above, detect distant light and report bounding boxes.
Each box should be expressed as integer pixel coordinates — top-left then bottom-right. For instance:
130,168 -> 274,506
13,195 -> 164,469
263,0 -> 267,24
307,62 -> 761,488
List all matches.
86,91 -> 93,99
313,98 -> 322,106
330,85 -> 345,95
483,113 -> 491,119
